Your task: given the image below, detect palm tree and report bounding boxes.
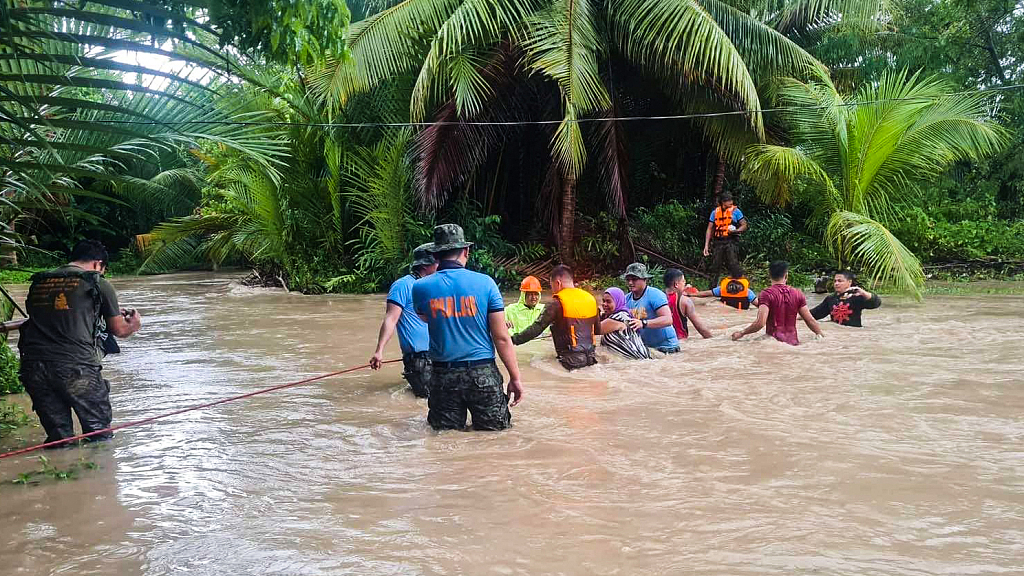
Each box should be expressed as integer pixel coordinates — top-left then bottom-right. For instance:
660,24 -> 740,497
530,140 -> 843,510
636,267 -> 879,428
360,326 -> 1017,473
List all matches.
742,68 -> 1007,297
0,1 -> 297,254
142,75 -> 426,292
314,0 -> 869,263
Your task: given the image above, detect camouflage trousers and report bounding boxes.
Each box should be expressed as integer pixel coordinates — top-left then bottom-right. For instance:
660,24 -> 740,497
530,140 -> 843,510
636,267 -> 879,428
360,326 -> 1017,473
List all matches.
20,360 -> 113,444
428,361 -> 511,431
710,238 -> 742,284
402,352 -> 432,398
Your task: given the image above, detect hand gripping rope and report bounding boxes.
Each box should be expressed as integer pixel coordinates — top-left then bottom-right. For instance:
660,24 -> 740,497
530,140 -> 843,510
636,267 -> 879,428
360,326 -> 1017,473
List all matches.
0,359 -> 399,460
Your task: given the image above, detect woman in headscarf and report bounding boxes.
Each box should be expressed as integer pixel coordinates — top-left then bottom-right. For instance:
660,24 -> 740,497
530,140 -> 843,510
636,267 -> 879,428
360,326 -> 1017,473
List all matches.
599,287 -> 652,360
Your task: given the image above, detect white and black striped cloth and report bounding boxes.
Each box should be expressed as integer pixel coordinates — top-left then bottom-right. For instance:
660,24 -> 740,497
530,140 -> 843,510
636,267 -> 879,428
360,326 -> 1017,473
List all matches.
600,311 -> 652,360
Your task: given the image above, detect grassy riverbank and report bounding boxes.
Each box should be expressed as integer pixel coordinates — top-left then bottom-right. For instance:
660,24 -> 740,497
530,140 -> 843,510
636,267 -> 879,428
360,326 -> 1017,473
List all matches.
923,280 -> 1024,296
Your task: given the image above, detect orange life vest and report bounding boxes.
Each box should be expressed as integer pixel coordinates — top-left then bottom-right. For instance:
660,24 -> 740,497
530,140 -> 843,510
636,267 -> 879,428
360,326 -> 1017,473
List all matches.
719,277 -> 751,310
713,206 -> 735,239
553,287 -> 600,355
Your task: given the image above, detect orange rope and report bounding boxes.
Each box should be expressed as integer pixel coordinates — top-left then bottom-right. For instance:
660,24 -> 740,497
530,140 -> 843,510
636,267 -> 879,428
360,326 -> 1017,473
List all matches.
0,359 -> 399,460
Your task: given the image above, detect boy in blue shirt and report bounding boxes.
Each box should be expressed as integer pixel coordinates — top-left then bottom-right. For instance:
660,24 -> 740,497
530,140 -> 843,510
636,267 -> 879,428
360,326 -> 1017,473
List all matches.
370,244 -> 438,397
622,263 -> 679,354
702,193 -> 748,285
412,224 -> 523,430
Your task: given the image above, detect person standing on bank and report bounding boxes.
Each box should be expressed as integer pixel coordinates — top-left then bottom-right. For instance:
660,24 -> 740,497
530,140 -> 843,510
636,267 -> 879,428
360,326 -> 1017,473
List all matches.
512,265 -> 601,371
732,261 -> 824,345
622,263 -> 680,354
412,224 -> 523,431
702,193 -> 748,284
810,270 -> 881,327
369,243 -> 438,397
18,240 -> 142,445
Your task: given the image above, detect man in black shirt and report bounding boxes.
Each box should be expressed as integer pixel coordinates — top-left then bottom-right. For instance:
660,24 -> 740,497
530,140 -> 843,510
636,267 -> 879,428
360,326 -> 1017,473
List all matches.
19,240 -> 142,445
810,270 -> 881,327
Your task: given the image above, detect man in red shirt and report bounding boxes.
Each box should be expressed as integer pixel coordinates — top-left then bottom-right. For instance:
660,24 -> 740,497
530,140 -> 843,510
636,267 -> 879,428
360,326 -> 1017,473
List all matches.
731,261 -> 824,345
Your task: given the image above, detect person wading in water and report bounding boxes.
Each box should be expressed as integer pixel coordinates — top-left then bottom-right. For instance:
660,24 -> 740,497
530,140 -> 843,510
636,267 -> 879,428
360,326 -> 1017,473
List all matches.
412,224 -> 523,430
18,240 -> 142,445
810,270 -> 882,327
692,269 -> 759,310
702,193 -> 748,285
598,287 -> 651,360
732,260 -> 824,345
622,263 -> 679,354
512,265 -> 601,371
663,269 -> 713,340
369,243 -> 438,397
505,275 -> 548,337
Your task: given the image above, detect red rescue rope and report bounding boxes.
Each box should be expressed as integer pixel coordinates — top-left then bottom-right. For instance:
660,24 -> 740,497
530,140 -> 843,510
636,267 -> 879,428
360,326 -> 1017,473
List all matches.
0,359 -> 399,460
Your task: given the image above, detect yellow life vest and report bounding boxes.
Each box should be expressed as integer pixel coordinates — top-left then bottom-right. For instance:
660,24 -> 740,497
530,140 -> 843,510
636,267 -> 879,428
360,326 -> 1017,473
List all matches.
713,206 -> 735,238
719,277 -> 750,310
553,287 -> 600,354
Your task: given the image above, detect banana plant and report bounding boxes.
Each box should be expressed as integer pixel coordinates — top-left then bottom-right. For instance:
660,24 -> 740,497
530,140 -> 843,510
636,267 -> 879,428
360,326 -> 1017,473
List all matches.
742,68 -> 1007,298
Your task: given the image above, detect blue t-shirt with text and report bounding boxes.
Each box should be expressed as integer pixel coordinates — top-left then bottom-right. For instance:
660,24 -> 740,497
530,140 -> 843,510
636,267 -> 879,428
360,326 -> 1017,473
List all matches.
412,267 -> 505,362
708,207 -> 745,223
386,274 -> 429,355
627,286 -> 679,349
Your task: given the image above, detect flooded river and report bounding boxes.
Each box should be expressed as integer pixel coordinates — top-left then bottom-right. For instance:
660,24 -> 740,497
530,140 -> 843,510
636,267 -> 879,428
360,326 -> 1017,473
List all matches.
2,272 -> 1024,575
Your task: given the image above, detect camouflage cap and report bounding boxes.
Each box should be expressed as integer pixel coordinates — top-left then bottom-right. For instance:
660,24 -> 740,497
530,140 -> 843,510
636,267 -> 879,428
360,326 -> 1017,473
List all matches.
620,262 -> 653,280
411,243 -> 436,268
427,223 -> 474,252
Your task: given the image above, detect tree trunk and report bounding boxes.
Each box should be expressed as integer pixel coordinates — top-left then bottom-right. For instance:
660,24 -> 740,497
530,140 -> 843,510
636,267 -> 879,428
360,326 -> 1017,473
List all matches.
986,29 -> 1008,85
618,216 -> 635,267
559,175 -> 577,265
711,156 -> 726,201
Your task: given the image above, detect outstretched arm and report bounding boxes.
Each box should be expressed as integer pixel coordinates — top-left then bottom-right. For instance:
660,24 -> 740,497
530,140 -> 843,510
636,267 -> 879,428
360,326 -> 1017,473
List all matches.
692,289 -> 715,298
732,305 -> 769,340
809,297 -> 831,321
512,301 -> 559,346
680,297 -> 713,339
488,311 -> 523,406
370,303 -> 403,369
798,305 -> 824,338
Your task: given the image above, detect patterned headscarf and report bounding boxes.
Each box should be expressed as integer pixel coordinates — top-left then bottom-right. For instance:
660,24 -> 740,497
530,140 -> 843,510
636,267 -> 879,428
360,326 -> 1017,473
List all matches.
604,287 -> 630,316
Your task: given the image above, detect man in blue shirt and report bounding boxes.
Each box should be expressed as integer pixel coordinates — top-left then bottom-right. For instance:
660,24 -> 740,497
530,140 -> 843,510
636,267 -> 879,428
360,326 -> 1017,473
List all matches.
702,193 -> 749,285
622,263 -> 679,354
412,224 -> 523,430
370,243 -> 438,397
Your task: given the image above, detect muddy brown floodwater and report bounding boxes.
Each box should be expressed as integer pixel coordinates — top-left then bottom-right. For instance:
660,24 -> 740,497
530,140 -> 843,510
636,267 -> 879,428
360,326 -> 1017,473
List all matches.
1,272 -> 1023,575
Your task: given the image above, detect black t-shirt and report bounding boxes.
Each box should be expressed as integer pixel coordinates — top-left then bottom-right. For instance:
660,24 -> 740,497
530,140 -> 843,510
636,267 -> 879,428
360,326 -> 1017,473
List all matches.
19,265 -> 120,365
810,291 -> 881,327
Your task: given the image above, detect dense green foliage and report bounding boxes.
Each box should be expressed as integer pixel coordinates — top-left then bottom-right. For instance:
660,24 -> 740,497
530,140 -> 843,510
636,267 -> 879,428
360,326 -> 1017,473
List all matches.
0,399 -> 30,438
0,346 -> 21,395
743,69 -> 1006,297
1,0 -> 1022,298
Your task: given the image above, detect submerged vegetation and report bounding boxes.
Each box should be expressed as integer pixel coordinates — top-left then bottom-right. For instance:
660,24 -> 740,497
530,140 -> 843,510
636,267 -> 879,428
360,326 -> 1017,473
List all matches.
0,0 -> 1021,297
11,455 -> 98,485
